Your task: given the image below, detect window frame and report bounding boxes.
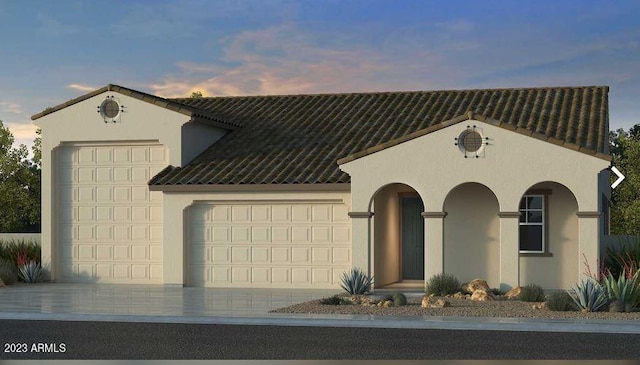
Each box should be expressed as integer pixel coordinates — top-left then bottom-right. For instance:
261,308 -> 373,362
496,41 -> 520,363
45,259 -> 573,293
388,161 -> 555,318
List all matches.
519,194 -> 546,254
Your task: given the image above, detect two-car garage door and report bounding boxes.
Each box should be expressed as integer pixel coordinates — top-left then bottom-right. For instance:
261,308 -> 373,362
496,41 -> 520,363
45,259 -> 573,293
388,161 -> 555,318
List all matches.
189,202 -> 352,288
57,143 -> 166,283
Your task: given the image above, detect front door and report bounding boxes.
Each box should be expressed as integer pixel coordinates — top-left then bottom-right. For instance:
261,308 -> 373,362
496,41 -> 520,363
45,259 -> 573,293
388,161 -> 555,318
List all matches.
401,196 -> 425,280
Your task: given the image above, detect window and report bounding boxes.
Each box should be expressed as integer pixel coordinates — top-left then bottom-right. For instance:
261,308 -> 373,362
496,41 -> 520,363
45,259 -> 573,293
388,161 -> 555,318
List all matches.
519,195 -> 545,253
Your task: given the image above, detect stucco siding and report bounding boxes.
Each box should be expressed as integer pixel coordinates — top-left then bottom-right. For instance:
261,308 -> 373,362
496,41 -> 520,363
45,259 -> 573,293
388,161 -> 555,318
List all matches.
520,182 -> 579,289
444,183 -> 500,287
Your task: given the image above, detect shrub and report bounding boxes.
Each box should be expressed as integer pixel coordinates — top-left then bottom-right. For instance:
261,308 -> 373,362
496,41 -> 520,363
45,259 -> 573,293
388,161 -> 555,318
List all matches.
518,284 -> 545,302
604,236 -> 640,278
319,295 -> 346,305
425,273 -> 460,296
602,270 -> 640,311
339,267 -> 373,295
490,288 -> 503,296
380,294 -> 394,302
0,239 -> 41,267
18,261 -> 43,283
0,259 -> 18,285
568,278 -> 609,312
545,291 -> 578,311
392,293 -> 407,307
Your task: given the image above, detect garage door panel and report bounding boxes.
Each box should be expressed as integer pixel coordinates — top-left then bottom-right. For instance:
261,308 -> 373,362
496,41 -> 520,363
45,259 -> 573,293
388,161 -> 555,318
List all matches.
189,202 -> 351,288
57,144 -> 165,284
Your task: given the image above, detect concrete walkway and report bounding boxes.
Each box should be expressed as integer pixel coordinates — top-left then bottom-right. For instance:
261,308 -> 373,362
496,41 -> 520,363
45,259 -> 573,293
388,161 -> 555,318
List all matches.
1,283 -> 640,334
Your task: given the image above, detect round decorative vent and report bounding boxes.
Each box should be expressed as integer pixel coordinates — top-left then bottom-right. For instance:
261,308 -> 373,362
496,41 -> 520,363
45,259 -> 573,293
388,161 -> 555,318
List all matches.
460,130 -> 483,153
100,99 -> 120,118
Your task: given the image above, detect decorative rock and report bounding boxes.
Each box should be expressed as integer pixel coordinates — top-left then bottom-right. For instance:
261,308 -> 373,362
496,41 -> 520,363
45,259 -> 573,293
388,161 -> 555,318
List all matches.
421,296 -> 451,308
532,302 -> 547,310
461,279 -> 491,294
504,286 -> 522,299
470,289 -> 496,301
452,292 -> 468,300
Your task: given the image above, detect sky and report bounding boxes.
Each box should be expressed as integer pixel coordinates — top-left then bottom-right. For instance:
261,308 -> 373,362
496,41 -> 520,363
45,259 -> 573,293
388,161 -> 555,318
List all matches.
1,0 -> 639,151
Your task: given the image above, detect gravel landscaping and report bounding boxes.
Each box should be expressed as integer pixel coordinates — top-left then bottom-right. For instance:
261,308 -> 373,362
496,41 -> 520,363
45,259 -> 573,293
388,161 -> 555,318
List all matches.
270,295 -> 640,320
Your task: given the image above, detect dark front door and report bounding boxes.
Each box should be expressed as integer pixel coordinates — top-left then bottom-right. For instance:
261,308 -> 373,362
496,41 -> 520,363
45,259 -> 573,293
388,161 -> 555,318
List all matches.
401,196 -> 425,280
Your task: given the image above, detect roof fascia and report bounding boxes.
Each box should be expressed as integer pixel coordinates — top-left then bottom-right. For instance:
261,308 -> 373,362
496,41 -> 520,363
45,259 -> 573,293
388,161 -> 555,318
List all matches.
149,183 -> 351,192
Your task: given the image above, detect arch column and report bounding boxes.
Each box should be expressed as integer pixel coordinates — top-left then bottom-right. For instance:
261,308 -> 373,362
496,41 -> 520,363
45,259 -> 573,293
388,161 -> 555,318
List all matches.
499,211 -> 520,291
348,211 -> 373,276
423,211 -> 446,282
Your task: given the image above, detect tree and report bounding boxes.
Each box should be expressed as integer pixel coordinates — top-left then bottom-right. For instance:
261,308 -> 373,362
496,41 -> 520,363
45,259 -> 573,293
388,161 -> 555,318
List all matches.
610,124 -> 640,235
0,121 -> 40,232
190,91 -> 203,98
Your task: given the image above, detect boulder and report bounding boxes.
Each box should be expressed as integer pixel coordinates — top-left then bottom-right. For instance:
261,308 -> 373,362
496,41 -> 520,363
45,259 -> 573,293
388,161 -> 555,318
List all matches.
382,300 -> 393,308
504,286 -> 522,299
452,292 -> 468,300
461,279 -> 491,294
470,289 -> 496,301
421,296 -> 451,308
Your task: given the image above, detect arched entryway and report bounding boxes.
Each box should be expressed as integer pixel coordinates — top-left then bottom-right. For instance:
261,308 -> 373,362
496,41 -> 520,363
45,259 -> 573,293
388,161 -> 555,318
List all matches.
370,183 -> 425,288
443,182 -> 500,287
518,181 -> 579,289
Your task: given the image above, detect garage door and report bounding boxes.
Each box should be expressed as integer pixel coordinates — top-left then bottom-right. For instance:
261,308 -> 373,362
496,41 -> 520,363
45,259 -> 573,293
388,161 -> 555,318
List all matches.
189,202 -> 352,288
57,143 -> 166,283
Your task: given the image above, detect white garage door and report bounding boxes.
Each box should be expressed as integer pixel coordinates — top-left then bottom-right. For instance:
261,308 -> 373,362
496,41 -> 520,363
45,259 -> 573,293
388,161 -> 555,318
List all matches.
57,143 -> 166,283
189,202 -> 352,288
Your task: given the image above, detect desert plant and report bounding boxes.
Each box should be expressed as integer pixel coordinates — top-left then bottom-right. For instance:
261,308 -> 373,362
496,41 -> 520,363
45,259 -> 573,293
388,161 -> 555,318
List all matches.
518,284 -> 545,302
392,293 -> 407,307
604,236 -> 640,278
568,278 -> 609,312
339,267 -> 373,295
545,291 -> 578,311
319,295 -> 346,305
0,239 -> 41,267
380,294 -> 394,302
0,259 -> 18,285
425,273 -> 460,296
18,261 -> 43,283
602,270 -> 640,311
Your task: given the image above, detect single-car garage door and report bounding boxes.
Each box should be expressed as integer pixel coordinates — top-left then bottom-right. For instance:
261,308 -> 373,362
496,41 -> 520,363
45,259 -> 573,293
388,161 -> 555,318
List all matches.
189,202 -> 352,288
57,143 -> 166,283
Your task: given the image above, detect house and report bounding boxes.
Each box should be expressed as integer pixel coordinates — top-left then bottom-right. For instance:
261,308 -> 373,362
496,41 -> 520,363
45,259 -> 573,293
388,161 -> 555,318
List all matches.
32,84 -> 611,290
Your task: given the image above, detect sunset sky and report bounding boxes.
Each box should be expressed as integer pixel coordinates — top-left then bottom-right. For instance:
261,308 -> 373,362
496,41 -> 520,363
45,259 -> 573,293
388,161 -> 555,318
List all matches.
1,0 -> 639,150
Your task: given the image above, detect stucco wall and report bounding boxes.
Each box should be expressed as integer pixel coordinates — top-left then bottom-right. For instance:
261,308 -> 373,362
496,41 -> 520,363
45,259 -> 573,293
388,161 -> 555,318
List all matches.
444,183 -> 500,287
341,118 -> 609,288
520,182 -> 579,289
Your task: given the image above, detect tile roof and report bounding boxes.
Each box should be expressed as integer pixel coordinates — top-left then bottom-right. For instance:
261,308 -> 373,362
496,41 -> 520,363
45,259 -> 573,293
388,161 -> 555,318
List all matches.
149,86 -> 610,186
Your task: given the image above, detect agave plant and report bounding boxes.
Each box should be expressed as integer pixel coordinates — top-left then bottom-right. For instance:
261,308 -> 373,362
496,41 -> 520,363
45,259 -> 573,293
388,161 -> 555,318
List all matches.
568,278 -> 609,312
602,270 -> 640,311
18,261 -> 43,283
340,267 -> 373,295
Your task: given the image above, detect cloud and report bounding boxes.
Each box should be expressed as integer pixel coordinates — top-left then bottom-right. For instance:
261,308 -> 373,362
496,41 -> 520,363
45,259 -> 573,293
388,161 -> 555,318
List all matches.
67,83 -> 97,92
150,24 -> 441,98
0,101 -> 22,115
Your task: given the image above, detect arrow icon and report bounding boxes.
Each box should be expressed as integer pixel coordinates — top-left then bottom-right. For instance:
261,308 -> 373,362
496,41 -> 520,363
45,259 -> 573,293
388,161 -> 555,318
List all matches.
611,166 -> 625,189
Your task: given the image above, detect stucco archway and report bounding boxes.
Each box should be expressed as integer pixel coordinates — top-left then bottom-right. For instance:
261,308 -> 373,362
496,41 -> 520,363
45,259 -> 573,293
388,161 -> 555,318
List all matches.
443,182 -> 500,287
370,183 -> 425,288
518,181 -> 579,289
